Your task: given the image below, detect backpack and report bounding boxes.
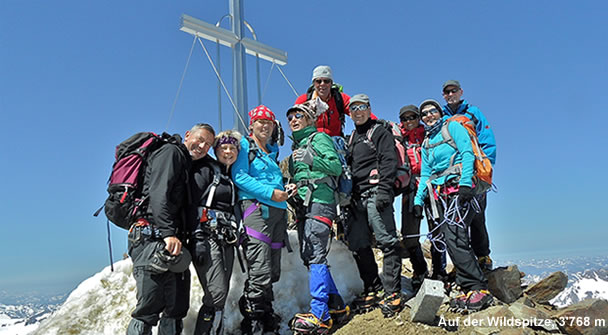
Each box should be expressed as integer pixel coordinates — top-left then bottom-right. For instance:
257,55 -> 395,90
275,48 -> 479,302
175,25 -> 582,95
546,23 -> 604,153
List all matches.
94,132 -> 177,229
406,144 -> 422,176
291,132 -> 352,206
422,115 -> 493,194
349,119 -> 411,195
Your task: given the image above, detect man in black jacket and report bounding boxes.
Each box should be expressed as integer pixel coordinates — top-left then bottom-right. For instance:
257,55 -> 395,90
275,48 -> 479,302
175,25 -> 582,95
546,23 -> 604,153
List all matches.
346,94 -> 403,318
126,124 -> 216,335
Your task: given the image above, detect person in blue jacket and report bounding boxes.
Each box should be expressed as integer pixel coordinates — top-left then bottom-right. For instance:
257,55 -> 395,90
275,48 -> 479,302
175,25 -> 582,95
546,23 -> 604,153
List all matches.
413,99 -> 493,313
232,105 -> 289,335
442,80 -> 495,272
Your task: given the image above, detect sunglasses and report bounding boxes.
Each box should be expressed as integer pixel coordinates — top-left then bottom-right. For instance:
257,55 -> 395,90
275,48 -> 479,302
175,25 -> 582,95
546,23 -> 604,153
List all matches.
420,108 -> 441,117
314,79 -> 332,84
349,104 -> 369,112
443,87 -> 460,95
287,113 -> 305,122
401,115 -> 418,122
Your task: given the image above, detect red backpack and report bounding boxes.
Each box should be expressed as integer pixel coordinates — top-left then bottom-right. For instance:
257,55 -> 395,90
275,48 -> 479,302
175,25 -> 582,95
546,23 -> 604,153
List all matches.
94,132 -> 177,229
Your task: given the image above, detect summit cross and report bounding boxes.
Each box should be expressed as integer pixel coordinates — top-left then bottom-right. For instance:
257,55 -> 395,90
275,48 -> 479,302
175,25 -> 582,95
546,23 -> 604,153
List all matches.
180,0 -> 288,132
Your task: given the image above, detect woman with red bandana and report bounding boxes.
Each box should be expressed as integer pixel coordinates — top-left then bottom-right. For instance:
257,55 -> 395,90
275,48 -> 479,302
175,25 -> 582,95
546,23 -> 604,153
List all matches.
232,105 -> 288,335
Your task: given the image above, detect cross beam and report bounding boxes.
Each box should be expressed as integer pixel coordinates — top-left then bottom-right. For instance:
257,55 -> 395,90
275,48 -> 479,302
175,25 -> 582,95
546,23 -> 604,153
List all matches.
179,0 -> 288,132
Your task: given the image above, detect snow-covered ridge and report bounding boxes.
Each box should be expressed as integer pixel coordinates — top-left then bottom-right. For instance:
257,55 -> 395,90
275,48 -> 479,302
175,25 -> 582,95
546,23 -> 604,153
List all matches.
28,232 -> 362,335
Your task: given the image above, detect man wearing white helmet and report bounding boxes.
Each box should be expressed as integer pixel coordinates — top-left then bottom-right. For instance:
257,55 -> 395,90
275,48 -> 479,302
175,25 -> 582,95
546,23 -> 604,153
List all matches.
294,65 -> 351,137
285,99 -> 349,334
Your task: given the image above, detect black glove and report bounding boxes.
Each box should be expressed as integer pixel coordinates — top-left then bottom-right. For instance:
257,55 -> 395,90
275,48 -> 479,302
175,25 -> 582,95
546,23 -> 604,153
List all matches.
375,192 -> 392,211
413,205 -> 424,219
458,185 -> 475,205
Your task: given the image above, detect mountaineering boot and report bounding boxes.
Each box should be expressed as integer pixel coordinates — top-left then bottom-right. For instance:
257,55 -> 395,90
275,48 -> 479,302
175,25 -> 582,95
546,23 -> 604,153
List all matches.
465,290 -> 494,312
329,305 -> 350,326
126,319 -> 152,335
478,255 -> 493,272
238,295 -> 266,335
378,292 -> 404,318
327,292 -> 350,326
158,317 -> 183,335
261,310 -> 281,334
194,306 -> 224,335
449,292 -> 469,313
350,289 -> 384,314
410,271 -> 427,293
289,313 -> 332,335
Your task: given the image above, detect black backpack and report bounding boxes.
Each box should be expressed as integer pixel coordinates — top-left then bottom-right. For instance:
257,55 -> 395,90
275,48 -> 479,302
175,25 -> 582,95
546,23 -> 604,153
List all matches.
94,132 -> 177,229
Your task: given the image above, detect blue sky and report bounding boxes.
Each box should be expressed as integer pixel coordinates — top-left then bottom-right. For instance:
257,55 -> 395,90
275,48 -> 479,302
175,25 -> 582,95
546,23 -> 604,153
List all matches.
1,0 -> 607,295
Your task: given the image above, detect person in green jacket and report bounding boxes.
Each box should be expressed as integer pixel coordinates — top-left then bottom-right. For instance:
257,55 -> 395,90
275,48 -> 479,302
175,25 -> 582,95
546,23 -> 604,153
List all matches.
285,99 -> 350,335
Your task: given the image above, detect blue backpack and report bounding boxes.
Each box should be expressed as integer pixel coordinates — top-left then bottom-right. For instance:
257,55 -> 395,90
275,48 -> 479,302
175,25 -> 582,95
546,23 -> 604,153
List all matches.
330,135 -> 353,206
295,133 -> 352,206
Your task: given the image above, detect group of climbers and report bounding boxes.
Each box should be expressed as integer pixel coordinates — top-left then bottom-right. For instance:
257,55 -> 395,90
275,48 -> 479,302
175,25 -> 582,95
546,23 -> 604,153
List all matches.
121,63 -> 497,335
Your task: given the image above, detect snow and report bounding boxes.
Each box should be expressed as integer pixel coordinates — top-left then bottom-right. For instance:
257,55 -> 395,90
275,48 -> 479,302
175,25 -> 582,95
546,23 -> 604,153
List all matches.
0,318 -> 38,335
551,271 -> 608,308
28,231 -> 362,335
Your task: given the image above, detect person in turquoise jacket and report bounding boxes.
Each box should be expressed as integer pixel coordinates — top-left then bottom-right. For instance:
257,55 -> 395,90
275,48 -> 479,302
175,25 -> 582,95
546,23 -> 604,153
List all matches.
413,99 -> 493,314
232,105 -> 288,335
442,79 -> 495,272
284,99 -> 349,334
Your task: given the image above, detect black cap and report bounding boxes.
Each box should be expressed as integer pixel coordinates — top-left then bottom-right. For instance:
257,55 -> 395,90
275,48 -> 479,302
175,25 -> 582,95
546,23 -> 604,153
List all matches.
399,105 -> 419,118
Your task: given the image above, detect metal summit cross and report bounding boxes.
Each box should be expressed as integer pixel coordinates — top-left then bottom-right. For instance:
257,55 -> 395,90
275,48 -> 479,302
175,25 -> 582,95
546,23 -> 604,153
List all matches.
180,0 -> 288,132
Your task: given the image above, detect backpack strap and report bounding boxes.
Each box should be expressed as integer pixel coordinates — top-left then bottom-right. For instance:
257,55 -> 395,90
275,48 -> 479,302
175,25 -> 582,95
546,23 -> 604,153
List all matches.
461,104 -> 479,127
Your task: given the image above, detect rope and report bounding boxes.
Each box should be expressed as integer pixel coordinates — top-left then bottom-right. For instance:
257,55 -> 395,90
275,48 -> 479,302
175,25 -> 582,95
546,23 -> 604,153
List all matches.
403,195 -> 481,253
276,63 -> 299,97
196,37 -> 249,131
165,35 -> 197,132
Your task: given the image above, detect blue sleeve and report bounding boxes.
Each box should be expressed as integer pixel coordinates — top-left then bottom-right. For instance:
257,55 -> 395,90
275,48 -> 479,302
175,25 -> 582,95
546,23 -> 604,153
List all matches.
469,106 -> 496,165
414,147 -> 430,206
231,138 -> 275,201
448,122 -> 475,188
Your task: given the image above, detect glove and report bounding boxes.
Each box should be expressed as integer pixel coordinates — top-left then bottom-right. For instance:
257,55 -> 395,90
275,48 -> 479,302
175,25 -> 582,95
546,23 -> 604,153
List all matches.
413,205 -> 423,219
293,148 -> 314,166
458,185 -> 475,205
375,192 -> 392,211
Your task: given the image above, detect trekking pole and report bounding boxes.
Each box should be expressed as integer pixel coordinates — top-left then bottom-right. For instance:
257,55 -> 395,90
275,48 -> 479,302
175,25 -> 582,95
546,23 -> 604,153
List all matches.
106,219 -> 114,272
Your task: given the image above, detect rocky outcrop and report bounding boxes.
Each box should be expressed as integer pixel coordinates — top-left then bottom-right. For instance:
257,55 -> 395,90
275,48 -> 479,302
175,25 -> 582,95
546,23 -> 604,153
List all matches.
553,298 -> 608,335
487,265 -> 524,304
525,271 -> 568,304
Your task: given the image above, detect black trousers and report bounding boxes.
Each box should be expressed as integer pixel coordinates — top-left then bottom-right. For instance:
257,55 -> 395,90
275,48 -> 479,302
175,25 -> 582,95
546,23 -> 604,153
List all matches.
437,195 -> 487,292
470,193 -> 490,257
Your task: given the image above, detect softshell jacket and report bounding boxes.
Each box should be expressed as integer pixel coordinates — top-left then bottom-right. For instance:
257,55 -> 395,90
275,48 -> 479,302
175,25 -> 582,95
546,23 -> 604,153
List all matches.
443,99 -> 496,165
141,135 -> 192,239
232,136 -> 287,209
348,118 -> 397,196
295,92 -> 350,137
289,125 -> 342,204
414,116 -> 475,206
187,155 -> 235,232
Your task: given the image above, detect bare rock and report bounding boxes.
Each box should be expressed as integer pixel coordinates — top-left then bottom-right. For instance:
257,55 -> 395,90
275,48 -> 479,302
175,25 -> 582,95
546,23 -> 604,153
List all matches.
487,265 -> 524,304
553,298 -> 608,335
525,271 -> 568,304
498,328 -> 535,335
508,302 -> 559,332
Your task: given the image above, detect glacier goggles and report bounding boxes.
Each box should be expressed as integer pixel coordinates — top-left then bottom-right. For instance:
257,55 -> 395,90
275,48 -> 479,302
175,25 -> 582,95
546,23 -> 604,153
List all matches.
287,113 -> 305,122
420,108 -> 441,117
349,104 -> 369,113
